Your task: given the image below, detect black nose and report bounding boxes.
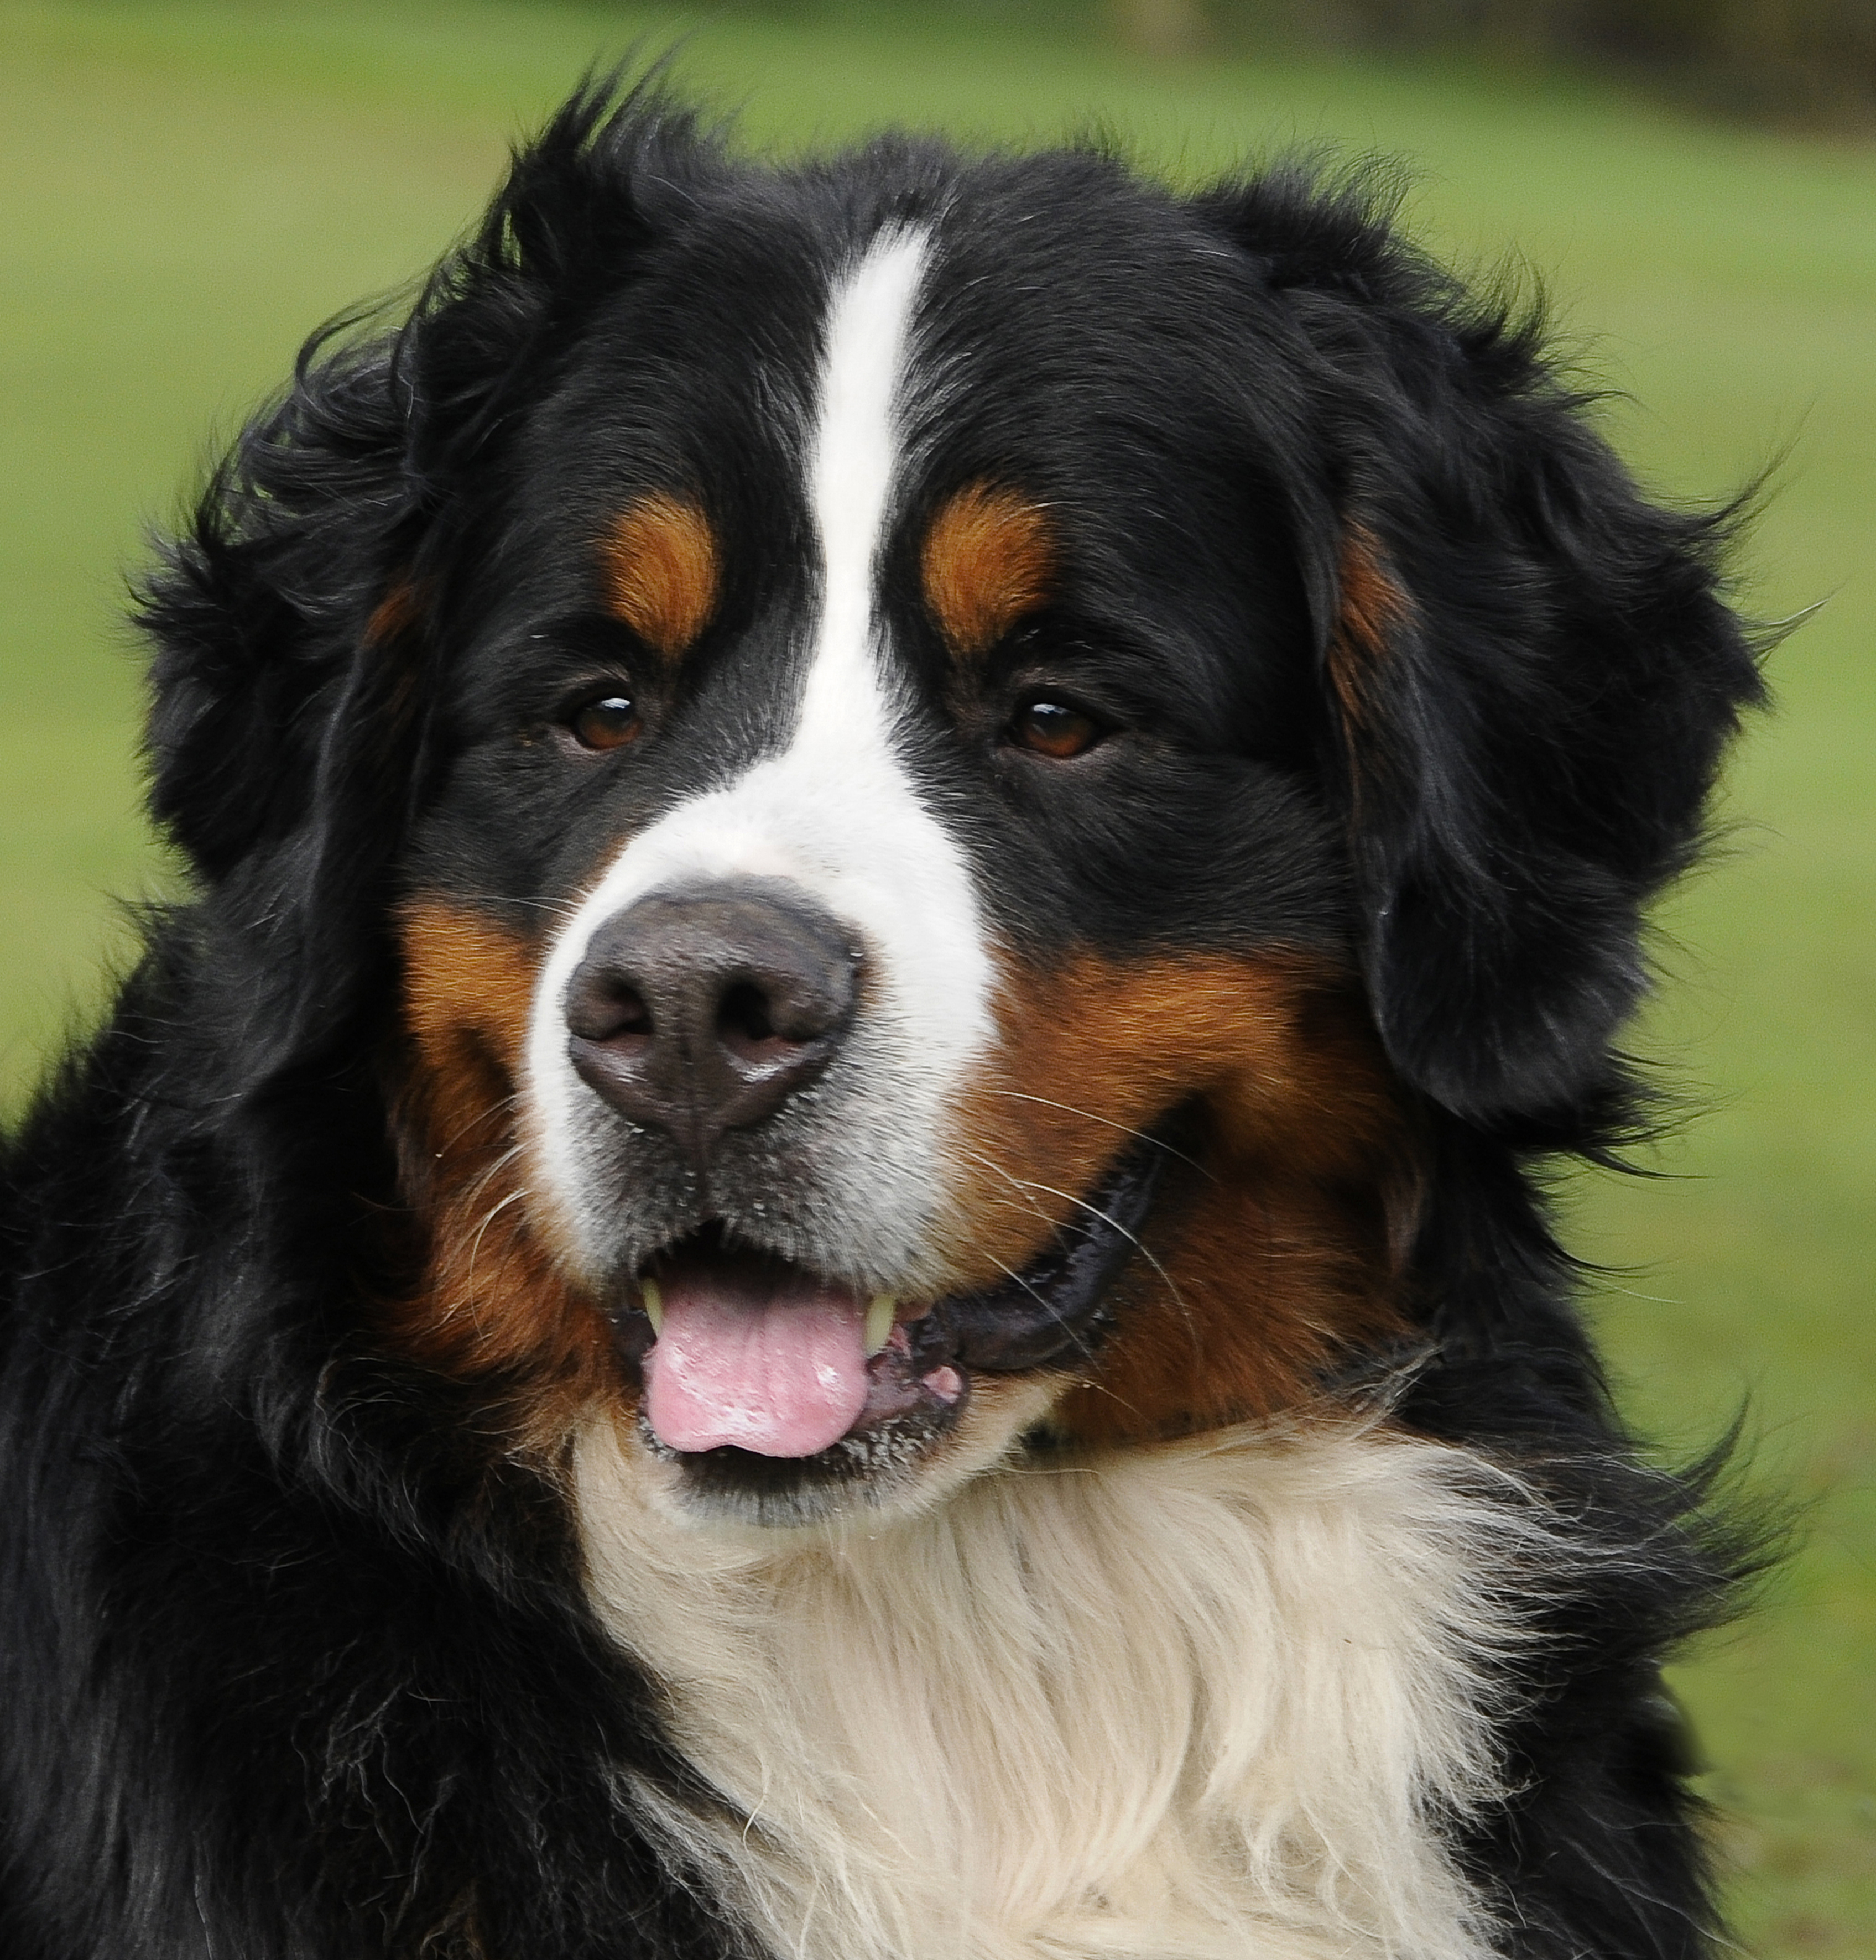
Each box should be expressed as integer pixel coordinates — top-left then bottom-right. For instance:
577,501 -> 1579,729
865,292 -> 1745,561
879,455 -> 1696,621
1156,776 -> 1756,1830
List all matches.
564,879 -> 861,1170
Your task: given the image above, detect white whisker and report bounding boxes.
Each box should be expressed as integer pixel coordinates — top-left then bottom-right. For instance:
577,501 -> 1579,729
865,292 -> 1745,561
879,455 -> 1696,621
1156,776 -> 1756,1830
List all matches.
463,1186 -> 530,1339
983,1090 -> 1213,1179
956,1145 -> 1060,1235
437,1092 -> 522,1156
455,1140 -> 528,1213
1005,1175 -> 1199,1361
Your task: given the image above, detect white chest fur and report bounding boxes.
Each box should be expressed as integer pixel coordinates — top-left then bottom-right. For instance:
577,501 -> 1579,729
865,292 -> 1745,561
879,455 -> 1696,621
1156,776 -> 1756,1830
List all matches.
574,1419 -> 1539,1960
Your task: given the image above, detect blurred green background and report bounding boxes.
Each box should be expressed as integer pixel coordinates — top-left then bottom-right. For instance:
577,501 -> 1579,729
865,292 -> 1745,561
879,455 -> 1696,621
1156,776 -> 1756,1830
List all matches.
1,2 -> 1870,1951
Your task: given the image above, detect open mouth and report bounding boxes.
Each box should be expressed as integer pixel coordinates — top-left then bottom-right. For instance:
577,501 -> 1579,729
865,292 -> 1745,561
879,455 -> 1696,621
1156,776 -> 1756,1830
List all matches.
610,1129 -> 1171,1494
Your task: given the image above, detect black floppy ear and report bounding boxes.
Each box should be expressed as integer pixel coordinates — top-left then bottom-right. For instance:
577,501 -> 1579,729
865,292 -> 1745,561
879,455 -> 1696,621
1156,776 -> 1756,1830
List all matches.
137,80 -> 690,1092
1204,172 -> 1765,1128
139,332 -> 424,1089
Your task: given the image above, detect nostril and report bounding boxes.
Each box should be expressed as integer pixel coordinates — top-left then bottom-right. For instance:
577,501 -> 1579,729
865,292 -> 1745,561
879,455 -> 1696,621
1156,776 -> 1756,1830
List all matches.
569,978 -> 655,1048
717,981 -> 780,1060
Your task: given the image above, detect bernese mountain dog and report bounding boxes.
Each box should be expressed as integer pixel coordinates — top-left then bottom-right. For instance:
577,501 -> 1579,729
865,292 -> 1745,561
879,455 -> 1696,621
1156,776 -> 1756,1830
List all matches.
0,77 -> 1766,1960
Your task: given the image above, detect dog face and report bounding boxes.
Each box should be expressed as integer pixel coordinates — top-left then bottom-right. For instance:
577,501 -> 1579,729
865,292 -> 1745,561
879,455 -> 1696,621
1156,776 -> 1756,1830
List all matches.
142,92 -> 1757,1528
389,181 -> 1409,1524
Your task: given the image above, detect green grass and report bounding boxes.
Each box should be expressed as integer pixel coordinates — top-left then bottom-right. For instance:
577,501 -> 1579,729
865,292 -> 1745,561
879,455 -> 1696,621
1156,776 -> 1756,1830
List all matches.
2,3 -> 1872,1948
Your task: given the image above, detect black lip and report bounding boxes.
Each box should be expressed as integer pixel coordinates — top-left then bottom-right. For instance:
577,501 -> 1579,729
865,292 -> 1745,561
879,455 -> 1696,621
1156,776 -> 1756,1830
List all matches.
906,1129 -> 1170,1375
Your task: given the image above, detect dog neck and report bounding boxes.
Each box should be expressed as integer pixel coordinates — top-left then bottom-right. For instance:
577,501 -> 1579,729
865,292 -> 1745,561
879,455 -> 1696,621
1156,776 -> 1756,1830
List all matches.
575,1414 -> 1532,1960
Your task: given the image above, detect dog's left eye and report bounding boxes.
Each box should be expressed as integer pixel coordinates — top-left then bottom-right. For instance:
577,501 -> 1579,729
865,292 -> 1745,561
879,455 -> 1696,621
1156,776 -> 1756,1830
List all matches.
567,694 -> 640,751
1008,696 -> 1104,760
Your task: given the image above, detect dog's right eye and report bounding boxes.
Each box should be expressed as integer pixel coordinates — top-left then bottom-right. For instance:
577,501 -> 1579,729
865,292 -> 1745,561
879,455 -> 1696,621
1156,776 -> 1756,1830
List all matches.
567,694 -> 640,751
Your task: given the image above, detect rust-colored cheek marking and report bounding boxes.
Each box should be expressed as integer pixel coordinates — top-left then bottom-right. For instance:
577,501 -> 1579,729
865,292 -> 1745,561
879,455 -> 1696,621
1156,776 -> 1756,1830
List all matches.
944,950 -> 1416,1446
392,901 -> 616,1447
921,481 -> 1057,659
1326,523 -> 1411,735
598,493 -> 720,658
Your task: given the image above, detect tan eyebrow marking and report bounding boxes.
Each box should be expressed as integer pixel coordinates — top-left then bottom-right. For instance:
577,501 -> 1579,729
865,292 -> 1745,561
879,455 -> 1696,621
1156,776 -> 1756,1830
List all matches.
920,481 -> 1057,659
597,493 -> 721,659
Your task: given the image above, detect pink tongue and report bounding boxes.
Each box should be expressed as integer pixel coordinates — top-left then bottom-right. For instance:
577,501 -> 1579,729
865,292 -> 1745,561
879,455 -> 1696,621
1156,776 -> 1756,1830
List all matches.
643,1266 -> 871,1458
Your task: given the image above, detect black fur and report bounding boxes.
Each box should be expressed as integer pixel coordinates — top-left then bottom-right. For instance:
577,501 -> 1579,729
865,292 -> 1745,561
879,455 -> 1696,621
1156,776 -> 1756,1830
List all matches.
2,80 -> 1765,1958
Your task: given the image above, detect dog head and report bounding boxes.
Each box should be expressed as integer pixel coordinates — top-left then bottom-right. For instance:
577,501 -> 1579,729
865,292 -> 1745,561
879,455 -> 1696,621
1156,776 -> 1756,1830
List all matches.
140,86 -> 1759,1525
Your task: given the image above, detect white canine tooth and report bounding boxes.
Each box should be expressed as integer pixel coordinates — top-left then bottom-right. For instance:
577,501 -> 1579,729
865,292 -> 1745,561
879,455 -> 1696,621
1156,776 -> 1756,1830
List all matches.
639,1277 -> 664,1335
864,1294 -> 897,1357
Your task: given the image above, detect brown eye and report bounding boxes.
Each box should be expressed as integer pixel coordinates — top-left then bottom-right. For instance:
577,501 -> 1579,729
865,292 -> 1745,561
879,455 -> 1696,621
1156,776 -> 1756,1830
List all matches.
569,694 -> 639,751
1009,697 -> 1102,760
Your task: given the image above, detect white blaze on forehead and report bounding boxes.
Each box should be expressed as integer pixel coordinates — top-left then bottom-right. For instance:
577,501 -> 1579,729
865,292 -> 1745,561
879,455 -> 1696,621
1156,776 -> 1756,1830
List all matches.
811,228 -> 926,728
525,226 -> 995,1282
